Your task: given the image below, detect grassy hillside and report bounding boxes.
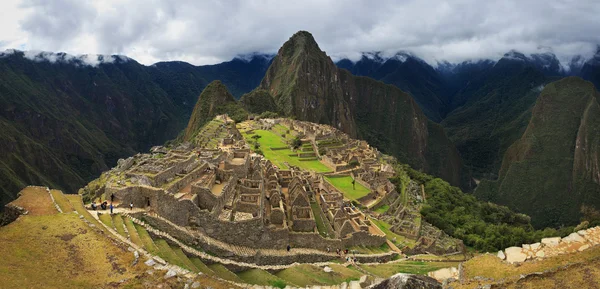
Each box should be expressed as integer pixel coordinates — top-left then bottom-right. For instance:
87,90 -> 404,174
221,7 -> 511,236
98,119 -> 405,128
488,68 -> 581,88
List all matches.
476,77 -> 600,228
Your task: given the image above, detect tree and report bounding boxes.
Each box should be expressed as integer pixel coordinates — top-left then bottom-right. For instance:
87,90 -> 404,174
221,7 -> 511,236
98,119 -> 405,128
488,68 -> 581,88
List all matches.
292,136 -> 302,149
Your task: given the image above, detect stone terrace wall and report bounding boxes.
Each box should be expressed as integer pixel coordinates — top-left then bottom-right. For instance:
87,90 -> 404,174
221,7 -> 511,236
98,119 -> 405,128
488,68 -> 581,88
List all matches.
166,163 -> 206,194
210,176 -> 237,217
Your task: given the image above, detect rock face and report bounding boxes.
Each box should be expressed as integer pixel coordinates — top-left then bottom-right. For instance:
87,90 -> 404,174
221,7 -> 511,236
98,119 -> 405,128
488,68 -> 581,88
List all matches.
369,273 -> 442,289
247,31 -> 466,188
476,77 -> 600,227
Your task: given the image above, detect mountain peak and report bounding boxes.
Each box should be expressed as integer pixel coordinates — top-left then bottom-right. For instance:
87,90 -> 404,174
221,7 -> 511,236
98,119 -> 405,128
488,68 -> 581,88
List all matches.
278,30 -> 324,60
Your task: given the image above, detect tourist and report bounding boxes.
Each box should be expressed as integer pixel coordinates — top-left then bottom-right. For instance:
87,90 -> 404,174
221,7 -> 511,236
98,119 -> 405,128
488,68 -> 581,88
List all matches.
286,245 -> 291,252
130,202 -> 134,210
91,202 -> 97,210
344,249 -> 349,255
101,201 -> 107,210
326,247 -> 330,253
110,203 -> 113,214
110,194 -> 115,203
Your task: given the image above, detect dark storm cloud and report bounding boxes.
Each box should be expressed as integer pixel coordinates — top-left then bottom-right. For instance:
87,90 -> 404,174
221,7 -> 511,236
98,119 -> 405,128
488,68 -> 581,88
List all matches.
5,0 -> 600,65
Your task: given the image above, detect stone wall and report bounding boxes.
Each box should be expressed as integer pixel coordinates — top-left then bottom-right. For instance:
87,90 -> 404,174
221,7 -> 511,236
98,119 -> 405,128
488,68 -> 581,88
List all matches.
210,176 -> 237,217
0,204 -> 26,226
194,186 -> 216,210
165,163 -> 206,194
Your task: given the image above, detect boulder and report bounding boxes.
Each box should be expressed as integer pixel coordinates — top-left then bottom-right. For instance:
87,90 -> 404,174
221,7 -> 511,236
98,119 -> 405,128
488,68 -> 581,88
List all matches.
164,269 -> 177,279
541,237 -> 561,246
497,250 -> 506,260
530,242 -> 542,251
369,273 -> 442,289
563,233 -> 585,243
535,250 -> 545,258
324,266 -> 333,273
505,247 -> 527,263
578,244 -> 590,251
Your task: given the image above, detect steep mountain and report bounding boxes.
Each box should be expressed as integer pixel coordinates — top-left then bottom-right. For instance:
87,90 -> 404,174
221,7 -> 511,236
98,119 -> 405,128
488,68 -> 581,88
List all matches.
475,77 -> 600,228
245,31 -> 466,188
335,53 -> 452,121
580,47 -> 600,89
0,51 -> 267,209
183,80 -> 246,141
441,52 -> 563,178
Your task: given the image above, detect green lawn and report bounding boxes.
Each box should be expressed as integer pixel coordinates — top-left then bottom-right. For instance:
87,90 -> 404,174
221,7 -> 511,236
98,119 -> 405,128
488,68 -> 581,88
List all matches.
374,205 -> 390,214
244,129 -> 330,172
325,176 -> 371,200
359,261 -> 458,277
370,217 -> 414,248
275,264 -> 361,287
311,202 -> 330,237
237,269 -> 287,287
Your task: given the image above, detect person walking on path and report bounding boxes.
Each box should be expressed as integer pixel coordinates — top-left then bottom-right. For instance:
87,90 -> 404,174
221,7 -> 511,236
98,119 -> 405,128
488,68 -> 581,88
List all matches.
110,203 -> 114,214
130,202 -> 133,210
286,245 -> 291,252
110,194 -> 115,203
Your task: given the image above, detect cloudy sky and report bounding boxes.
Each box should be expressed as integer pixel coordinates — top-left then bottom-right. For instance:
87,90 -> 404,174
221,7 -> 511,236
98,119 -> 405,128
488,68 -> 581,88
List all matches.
1,0 -> 599,66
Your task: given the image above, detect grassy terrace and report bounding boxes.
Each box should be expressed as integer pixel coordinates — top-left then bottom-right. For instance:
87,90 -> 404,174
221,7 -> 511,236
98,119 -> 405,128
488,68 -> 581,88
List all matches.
370,217 -> 415,248
373,205 -> 390,214
325,175 -> 370,201
243,129 -> 330,172
310,202 -> 329,237
359,261 -> 458,277
275,264 -> 361,287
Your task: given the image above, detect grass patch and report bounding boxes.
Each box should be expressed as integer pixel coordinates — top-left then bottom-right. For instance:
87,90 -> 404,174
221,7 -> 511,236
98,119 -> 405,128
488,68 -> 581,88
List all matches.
325,176 -> 370,201
370,217 -> 414,248
190,257 -> 216,275
311,202 -> 329,237
134,224 -> 159,255
360,261 -> 457,278
9,187 -> 56,216
171,246 -> 200,272
275,264 -> 362,287
373,205 -> 390,214
207,264 -> 244,282
0,213 -> 140,288
123,218 -> 144,247
98,213 -> 114,229
111,214 -> 127,238
243,129 -> 330,172
64,194 -> 108,234
50,190 -> 73,212
153,239 -> 192,271
237,268 -> 287,287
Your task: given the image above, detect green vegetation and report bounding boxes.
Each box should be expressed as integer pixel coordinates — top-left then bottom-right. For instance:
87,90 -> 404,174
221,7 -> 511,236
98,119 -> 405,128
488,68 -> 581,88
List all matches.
360,261 -> 458,277
124,218 -> 144,247
275,264 -> 361,287
242,129 -> 330,172
98,213 -> 114,229
407,166 -> 574,252
111,214 -> 127,238
311,202 -> 330,237
237,269 -> 287,287
370,217 -> 413,248
325,176 -> 370,200
373,205 -> 390,214
135,224 -> 159,255
475,77 -> 600,228
190,257 -> 216,275
207,264 -> 244,282
184,80 -> 248,141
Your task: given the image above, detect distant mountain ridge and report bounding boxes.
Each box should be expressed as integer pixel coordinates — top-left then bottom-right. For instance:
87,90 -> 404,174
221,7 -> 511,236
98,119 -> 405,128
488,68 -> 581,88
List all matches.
0,50 -> 269,209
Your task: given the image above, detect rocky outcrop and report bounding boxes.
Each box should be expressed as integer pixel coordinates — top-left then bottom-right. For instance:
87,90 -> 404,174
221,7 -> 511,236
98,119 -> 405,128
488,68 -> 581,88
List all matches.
497,226 -> 600,264
369,273 -> 442,289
